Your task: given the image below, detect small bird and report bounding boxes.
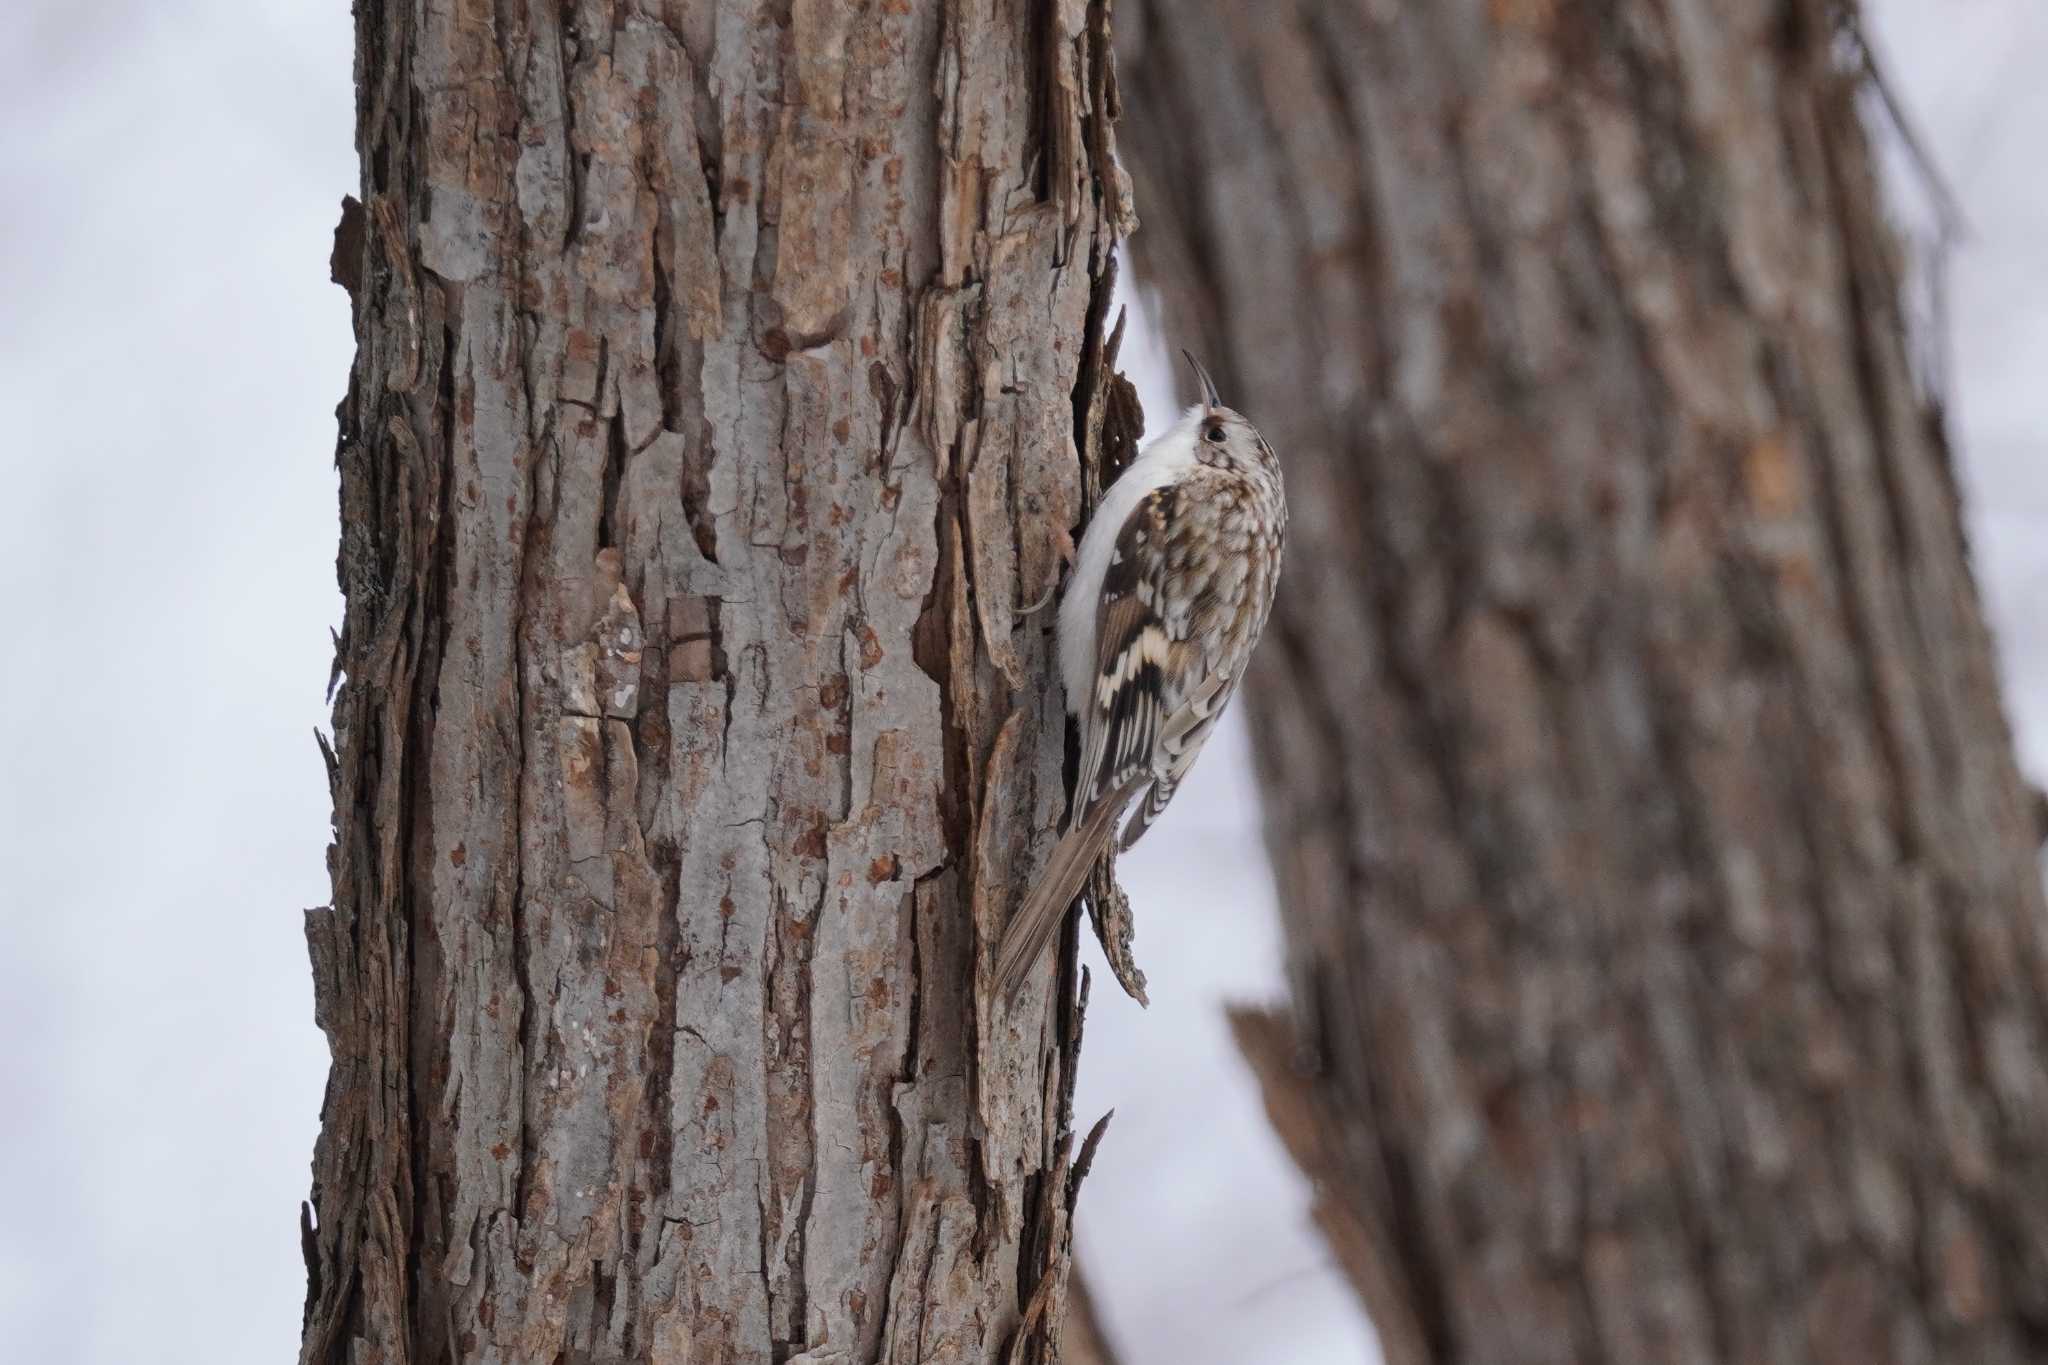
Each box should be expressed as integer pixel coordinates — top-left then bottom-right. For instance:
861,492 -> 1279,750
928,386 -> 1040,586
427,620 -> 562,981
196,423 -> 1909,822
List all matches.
993,352 -> 1286,1001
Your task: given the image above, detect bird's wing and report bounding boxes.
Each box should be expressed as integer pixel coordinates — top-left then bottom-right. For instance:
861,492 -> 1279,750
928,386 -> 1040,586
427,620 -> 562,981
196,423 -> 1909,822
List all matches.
1117,670 -> 1235,851
1093,464 -> 1283,852
1071,483 -> 1198,826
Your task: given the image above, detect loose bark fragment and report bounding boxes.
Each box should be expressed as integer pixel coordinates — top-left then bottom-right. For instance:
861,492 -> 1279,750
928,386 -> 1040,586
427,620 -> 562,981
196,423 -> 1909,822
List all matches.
1083,852 -> 1146,1007
1006,969 -> 1114,1365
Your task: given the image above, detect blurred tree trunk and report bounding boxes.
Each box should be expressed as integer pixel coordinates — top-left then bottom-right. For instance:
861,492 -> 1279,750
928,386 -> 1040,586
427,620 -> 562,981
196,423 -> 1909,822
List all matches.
1061,1272 -> 1126,1365
302,2 -> 1136,1362
1122,3 -> 2048,1363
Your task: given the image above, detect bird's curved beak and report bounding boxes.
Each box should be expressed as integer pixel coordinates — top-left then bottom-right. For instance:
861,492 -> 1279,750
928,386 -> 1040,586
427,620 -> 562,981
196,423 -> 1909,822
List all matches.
1181,349 -> 1223,415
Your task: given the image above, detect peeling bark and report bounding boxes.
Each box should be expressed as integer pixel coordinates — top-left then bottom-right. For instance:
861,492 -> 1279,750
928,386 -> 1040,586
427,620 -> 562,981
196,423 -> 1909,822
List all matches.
1124,3 -> 2048,1362
304,2 -> 1135,1361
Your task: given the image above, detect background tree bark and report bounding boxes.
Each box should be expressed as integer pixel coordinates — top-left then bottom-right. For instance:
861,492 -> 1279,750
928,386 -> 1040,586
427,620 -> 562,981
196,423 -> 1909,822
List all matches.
304,2 -> 1135,1361
1122,3 -> 2048,1362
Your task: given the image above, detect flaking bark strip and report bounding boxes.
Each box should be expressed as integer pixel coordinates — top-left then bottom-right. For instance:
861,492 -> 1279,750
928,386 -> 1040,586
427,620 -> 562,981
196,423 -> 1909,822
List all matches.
973,706 -> 1041,1203
1083,855 -> 1145,1006
1006,976 -> 1107,1365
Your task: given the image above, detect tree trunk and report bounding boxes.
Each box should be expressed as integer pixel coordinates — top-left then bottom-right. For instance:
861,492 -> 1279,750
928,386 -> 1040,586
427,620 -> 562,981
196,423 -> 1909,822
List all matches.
1121,3 -> 2048,1362
303,2 -> 1136,1361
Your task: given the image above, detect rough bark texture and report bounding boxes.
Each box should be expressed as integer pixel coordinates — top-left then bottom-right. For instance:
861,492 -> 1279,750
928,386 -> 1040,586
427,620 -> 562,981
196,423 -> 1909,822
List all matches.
304,2 -> 1136,1361
1123,3 -> 2048,1362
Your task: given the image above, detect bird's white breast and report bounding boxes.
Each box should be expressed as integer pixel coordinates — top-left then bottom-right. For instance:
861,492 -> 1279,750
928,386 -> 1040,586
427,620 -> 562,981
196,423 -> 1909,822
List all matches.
1057,410 -> 1204,715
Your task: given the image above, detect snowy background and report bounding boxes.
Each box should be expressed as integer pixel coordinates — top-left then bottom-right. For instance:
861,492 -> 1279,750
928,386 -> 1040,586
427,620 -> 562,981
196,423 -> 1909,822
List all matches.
0,4 -> 2041,1362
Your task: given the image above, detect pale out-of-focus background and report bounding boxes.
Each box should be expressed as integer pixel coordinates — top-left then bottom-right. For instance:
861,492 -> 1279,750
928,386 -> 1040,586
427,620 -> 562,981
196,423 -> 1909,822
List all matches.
0,5 -> 2040,1362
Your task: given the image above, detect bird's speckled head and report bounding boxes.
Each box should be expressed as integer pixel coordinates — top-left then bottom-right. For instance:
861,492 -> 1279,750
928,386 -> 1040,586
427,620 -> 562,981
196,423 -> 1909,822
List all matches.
1162,352 -> 1282,492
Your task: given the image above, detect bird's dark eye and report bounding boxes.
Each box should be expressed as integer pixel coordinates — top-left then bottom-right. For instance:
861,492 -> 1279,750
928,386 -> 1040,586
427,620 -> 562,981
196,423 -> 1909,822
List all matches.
1204,423 -> 1226,443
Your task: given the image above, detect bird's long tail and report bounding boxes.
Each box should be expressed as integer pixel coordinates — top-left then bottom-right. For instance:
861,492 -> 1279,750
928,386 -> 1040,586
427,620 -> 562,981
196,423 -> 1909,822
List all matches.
992,785 -> 1137,1003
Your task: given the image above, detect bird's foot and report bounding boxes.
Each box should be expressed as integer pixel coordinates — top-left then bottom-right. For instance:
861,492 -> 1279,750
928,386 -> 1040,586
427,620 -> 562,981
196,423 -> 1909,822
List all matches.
1014,524 -> 1077,617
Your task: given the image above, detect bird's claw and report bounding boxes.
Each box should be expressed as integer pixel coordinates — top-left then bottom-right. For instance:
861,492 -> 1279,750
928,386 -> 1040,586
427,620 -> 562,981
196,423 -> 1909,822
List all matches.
1014,524 -> 1077,617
